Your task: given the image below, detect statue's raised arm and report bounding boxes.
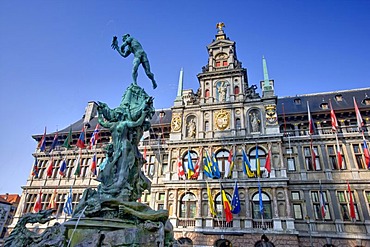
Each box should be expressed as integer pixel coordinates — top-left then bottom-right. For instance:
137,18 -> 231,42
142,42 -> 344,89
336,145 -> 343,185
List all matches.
111,34 -> 157,89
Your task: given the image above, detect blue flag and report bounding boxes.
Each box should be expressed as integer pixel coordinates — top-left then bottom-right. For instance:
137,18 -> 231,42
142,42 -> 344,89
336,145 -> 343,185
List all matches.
49,132 -> 59,152
211,153 -> 221,179
258,180 -> 264,215
63,187 -> 73,215
203,151 -> 214,178
187,149 -> 195,179
231,181 -> 241,214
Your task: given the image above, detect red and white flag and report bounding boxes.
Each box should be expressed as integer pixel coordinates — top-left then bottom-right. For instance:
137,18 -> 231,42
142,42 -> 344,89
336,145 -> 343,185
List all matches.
307,102 -> 315,135
347,181 -> 356,220
329,100 -> 338,131
353,97 -> 364,132
33,190 -> 43,213
177,156 -> 186,180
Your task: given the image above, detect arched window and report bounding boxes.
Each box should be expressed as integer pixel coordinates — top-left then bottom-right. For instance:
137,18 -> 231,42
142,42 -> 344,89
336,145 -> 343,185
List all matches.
216,149 -> 229,177
252,192 -> 272,219
234,85 -> 240,95
177,237 -> 193,246
215,192 -> 232,217
183,150 -> 199,174
205,121 -> 210,132
249,147 -> 266,173
179,193 -> 197,218
205,89 -> 210,98
215,239 -> 233,247
235,118 -> 241,130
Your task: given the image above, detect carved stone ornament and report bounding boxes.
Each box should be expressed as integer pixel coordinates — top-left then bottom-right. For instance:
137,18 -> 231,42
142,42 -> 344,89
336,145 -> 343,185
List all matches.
171,114 -> 182,132
214,109 -> 230,130
265,104 -> 278,125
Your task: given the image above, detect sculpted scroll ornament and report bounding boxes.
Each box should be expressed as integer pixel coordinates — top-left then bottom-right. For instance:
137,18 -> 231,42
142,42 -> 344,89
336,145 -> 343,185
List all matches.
265,104 -> 278,125
171,114 -> 182,132
214,109 -> 230,130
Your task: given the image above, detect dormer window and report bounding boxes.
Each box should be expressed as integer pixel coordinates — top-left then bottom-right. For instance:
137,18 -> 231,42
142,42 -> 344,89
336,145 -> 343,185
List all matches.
294,98 -> 301,105
320,103 -> 329,109
215,53 -> 228,68
335,94 -> 343,102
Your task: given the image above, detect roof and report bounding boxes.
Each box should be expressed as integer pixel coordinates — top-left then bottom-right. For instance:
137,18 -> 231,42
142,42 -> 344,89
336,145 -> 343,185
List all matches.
0,194 -> 20,204
276,87 -> 370,115
0,196 -> 11,205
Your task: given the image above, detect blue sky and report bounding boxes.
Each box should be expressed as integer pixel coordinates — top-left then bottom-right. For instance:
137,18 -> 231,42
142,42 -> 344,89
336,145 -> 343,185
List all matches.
1,0 -> 370,194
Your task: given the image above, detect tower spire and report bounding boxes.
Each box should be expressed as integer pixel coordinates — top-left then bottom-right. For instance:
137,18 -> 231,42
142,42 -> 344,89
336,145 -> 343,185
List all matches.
263,56 -> 269,86
175,68 -> 184,102
261,56 -> 274,97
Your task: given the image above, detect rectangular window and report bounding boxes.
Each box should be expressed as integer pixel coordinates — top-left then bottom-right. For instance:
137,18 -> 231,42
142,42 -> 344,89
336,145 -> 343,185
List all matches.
337,191 -> 359,221
353,144 -> 366,169
291,191 -> 303,220
287,157 -> 296,171
327,145 -> 346,170
311,191 -> 330,220
161,154 -> 169,175
216,61 -> 221,67
304,146 -> 321,171
222,61 -> 228,67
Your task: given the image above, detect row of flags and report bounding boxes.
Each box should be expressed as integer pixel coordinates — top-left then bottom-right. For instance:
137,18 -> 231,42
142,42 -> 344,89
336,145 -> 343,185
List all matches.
206,180 -> 264,223
31,152 -> 98,178
178,146 -> 272,180
307,97 -> 370,169
37,124 -> 100,152
32,187 -> 73,216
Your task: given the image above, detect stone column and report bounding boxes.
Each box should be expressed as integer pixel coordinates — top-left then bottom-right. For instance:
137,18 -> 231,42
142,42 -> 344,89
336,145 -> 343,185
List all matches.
284,187 -> 292,218
244,187 -> 252,228
195,188 -> 203,228
272,187 -> 283,231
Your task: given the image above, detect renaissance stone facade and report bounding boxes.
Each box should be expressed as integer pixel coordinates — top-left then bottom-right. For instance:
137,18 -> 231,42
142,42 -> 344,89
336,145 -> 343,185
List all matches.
8,25 -> 370,247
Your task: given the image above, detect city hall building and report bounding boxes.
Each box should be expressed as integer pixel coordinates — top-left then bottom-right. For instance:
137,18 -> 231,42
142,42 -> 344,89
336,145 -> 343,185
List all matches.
10,26 -> 370,246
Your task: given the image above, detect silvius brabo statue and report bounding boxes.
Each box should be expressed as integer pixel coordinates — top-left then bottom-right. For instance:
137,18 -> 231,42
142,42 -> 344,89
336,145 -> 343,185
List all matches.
112,34 -> 158,89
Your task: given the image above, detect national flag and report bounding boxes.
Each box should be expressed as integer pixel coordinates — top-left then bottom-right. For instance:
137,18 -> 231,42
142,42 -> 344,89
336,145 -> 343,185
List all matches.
224,149 -> 234,178
337,149 -> 343,169
63,187 -> 73,216
177,156 -> 186,180
206,182 -> 217,217
90,153 -> 97,176
242,149 -> 255,177
203,150 -> 214,179
74,154 -> 81,176
307,101 -> 316,135
46,158 -> 54,178
363,139 -> 370,168
33,190 -> 43,213
265,147 -> 272,173
347,181 -> 356,220
258,180 -> 264,215
49,132 -> 59,152
256,145 -> 261,177
38,127 -> 47,152
191,151 -> 202,179
59,158 -> 67,176
231,181 -> 241,214
63,127 -> 72,149
89,123 -> 100,149
211,153 -> 221,179
353,97 -> 364,132
32,157 -> 39,178
76,127 -> 86,149
48,189 -> 57,209
310,143 -> 317,170
221,184 -> 233,223
329,100 -> 338,131
187,149 -> 195,179
319,182 -> 327,218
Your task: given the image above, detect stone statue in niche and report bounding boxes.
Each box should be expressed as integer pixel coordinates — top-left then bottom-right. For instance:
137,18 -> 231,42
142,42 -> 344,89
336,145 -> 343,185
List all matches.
217,81 -> 227,102
250,112 -> 261,132
187,118 -> 196,138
